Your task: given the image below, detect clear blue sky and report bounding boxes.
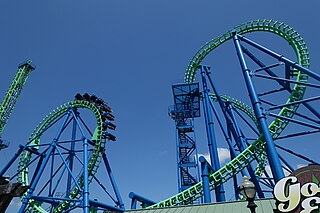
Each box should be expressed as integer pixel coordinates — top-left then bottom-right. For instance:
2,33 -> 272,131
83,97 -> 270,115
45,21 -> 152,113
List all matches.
1,0 -> 320,211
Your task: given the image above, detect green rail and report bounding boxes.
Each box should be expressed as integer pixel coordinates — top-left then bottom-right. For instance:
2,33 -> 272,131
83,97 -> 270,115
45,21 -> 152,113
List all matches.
148,19 -> 309,208
0,61 -> 35,149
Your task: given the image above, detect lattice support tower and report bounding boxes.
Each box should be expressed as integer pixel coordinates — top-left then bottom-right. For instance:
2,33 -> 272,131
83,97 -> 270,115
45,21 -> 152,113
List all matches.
170,83 -> 201,193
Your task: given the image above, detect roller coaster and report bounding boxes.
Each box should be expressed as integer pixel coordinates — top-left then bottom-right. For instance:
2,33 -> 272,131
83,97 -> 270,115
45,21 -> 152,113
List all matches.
0,19 -> 319,212
147,19 -> 320,208
146,19 -> 320,208
0,92 -> 123,212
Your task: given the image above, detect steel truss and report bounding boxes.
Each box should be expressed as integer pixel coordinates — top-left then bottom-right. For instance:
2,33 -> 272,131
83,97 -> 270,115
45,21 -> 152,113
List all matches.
170,83 -> 201,194
0,94 -> 124,213
148,19 -> 320,208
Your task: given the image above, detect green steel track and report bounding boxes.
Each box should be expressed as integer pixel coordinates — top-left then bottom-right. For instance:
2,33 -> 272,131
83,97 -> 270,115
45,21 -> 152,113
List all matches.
17,99 -> 105,212
148,19 -> 309,208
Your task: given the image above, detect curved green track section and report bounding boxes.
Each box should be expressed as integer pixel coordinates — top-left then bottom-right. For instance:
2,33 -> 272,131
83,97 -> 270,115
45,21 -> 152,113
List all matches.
148,19 -> 310,208
17,100 -> 105,212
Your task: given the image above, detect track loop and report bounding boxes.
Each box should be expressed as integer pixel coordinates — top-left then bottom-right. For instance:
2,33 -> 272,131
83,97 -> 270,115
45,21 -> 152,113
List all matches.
148,19 -> 310,208
18,93 -> 116,212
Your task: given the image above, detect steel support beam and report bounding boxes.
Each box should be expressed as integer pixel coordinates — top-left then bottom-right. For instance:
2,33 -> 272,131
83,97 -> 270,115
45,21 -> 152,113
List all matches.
129,192 -> 156,209
199,156 -> 212,203
0,145 -> 24,176
202,66 -> 263,197
233,32 -> 285,182
242,46 -> 320,120
200,66 -> 225,202
83,138 -> 90,213
102,151 -> 124,210
238,34 -> 320,82
225,102 -> 264,198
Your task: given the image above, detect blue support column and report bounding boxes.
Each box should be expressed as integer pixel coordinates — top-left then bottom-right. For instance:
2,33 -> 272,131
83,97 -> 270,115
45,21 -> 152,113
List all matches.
49,149 -> 55,196
66,119 -> 77,196
130,198 -> 137,210
102,151 -> 124,210
208,99 -> 239,167
175,130 -> 182,193
200,67 -> 225,202
83,138 -> 90,213
233,32 -> 285,182
202,66 -> 263,197
225,102 -> 264,198
206,85 -> 248,179
0,144 -> 24,176
199,156 -> 211,203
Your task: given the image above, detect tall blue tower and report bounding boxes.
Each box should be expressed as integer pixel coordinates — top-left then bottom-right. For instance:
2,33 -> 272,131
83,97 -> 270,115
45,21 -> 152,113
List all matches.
170,83 -> 201,193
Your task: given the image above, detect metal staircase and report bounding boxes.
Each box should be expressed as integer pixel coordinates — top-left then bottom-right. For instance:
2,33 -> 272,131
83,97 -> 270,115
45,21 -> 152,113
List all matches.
170,83 -> 201,192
